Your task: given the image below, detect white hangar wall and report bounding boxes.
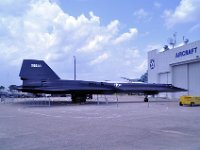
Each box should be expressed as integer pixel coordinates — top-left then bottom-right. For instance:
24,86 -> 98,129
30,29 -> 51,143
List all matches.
148,40 -> 200,99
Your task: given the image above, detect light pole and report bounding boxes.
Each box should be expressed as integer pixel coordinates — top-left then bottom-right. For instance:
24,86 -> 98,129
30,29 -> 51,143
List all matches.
73,56 -> 76,80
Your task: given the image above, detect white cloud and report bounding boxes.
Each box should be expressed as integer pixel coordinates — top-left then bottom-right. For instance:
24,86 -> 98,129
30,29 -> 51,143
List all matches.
134,9 -> 148,18
107,20 -> 119,34
189,23 -> 200,32
146,44 -> 162,51
164,0 -> 200,27
136,60 -> 147,72
77,35 -> 109,53
154,2 -> 161,9
140,31 -> 149,37
0,0 -> 147,85
145,43 -> 169,52
113,28 -> 138,44
133,9 -> 152,22
125,49 -> 140,59
90,53 -> 109,65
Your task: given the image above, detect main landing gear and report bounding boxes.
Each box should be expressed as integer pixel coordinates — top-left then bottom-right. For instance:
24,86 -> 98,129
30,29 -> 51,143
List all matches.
71,94 -> 86,103
144,95 -> 148,102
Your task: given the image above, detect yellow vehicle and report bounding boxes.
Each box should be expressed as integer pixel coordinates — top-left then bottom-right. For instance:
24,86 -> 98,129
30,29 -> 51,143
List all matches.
179,96 -> 200,106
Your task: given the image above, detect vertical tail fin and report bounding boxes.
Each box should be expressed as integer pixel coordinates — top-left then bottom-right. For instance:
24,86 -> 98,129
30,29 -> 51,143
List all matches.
19,59 -> 60,81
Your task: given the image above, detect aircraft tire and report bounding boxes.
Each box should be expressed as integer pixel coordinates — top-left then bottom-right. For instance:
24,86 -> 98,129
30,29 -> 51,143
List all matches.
71,94 -> 86,103
190,102 -> 195,107
144,97 -> 148,102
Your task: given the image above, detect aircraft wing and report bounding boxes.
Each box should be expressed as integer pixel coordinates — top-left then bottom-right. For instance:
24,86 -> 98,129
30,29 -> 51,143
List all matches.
113,83 -> 186,94
102,81 -> 185,94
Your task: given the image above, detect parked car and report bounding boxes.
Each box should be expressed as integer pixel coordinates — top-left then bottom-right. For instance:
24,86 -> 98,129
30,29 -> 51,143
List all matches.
179,96 -> 200,106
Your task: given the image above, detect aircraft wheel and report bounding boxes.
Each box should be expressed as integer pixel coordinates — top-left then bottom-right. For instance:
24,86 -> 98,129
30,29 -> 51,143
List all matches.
190,102 -> 195,107
71,94 -> 86,103
144,97 -> 148,102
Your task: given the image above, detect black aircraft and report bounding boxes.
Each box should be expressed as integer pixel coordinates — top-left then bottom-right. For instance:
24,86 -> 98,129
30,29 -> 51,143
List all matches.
17,59 -> 186,103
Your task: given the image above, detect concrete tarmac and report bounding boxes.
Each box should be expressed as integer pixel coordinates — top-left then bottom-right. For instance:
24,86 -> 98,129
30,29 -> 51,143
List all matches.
0,95 -> 200,150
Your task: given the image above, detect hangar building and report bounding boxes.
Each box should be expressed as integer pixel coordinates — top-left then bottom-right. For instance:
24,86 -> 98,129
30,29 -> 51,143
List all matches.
148,40 -> 200,99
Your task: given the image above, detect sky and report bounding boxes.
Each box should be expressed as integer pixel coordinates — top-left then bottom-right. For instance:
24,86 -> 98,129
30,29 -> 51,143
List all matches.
0,0 -> 200,87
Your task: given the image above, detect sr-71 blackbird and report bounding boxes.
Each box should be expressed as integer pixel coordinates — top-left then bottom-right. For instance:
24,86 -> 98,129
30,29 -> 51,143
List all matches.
18,59 -> 186,103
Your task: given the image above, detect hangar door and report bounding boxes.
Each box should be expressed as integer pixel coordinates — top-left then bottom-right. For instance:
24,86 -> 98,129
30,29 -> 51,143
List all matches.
159,73 -> 169,84
158,72 -> 170,97
172,64 -> 188,98
172,61 -> 200,98
188,62 -> 200,96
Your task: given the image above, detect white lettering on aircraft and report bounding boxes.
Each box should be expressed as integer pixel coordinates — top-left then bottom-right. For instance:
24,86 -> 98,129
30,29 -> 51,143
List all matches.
31,64 -> 42,68
114,83 -> 122,87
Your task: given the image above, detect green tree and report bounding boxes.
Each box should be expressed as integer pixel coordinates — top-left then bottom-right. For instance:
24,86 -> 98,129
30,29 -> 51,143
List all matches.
0,86 -> 5,91
140,71 -> 148,83
9,85 -> 17,92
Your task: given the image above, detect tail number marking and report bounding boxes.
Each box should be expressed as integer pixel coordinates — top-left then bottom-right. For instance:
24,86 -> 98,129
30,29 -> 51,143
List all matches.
31,64 -> 42,68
